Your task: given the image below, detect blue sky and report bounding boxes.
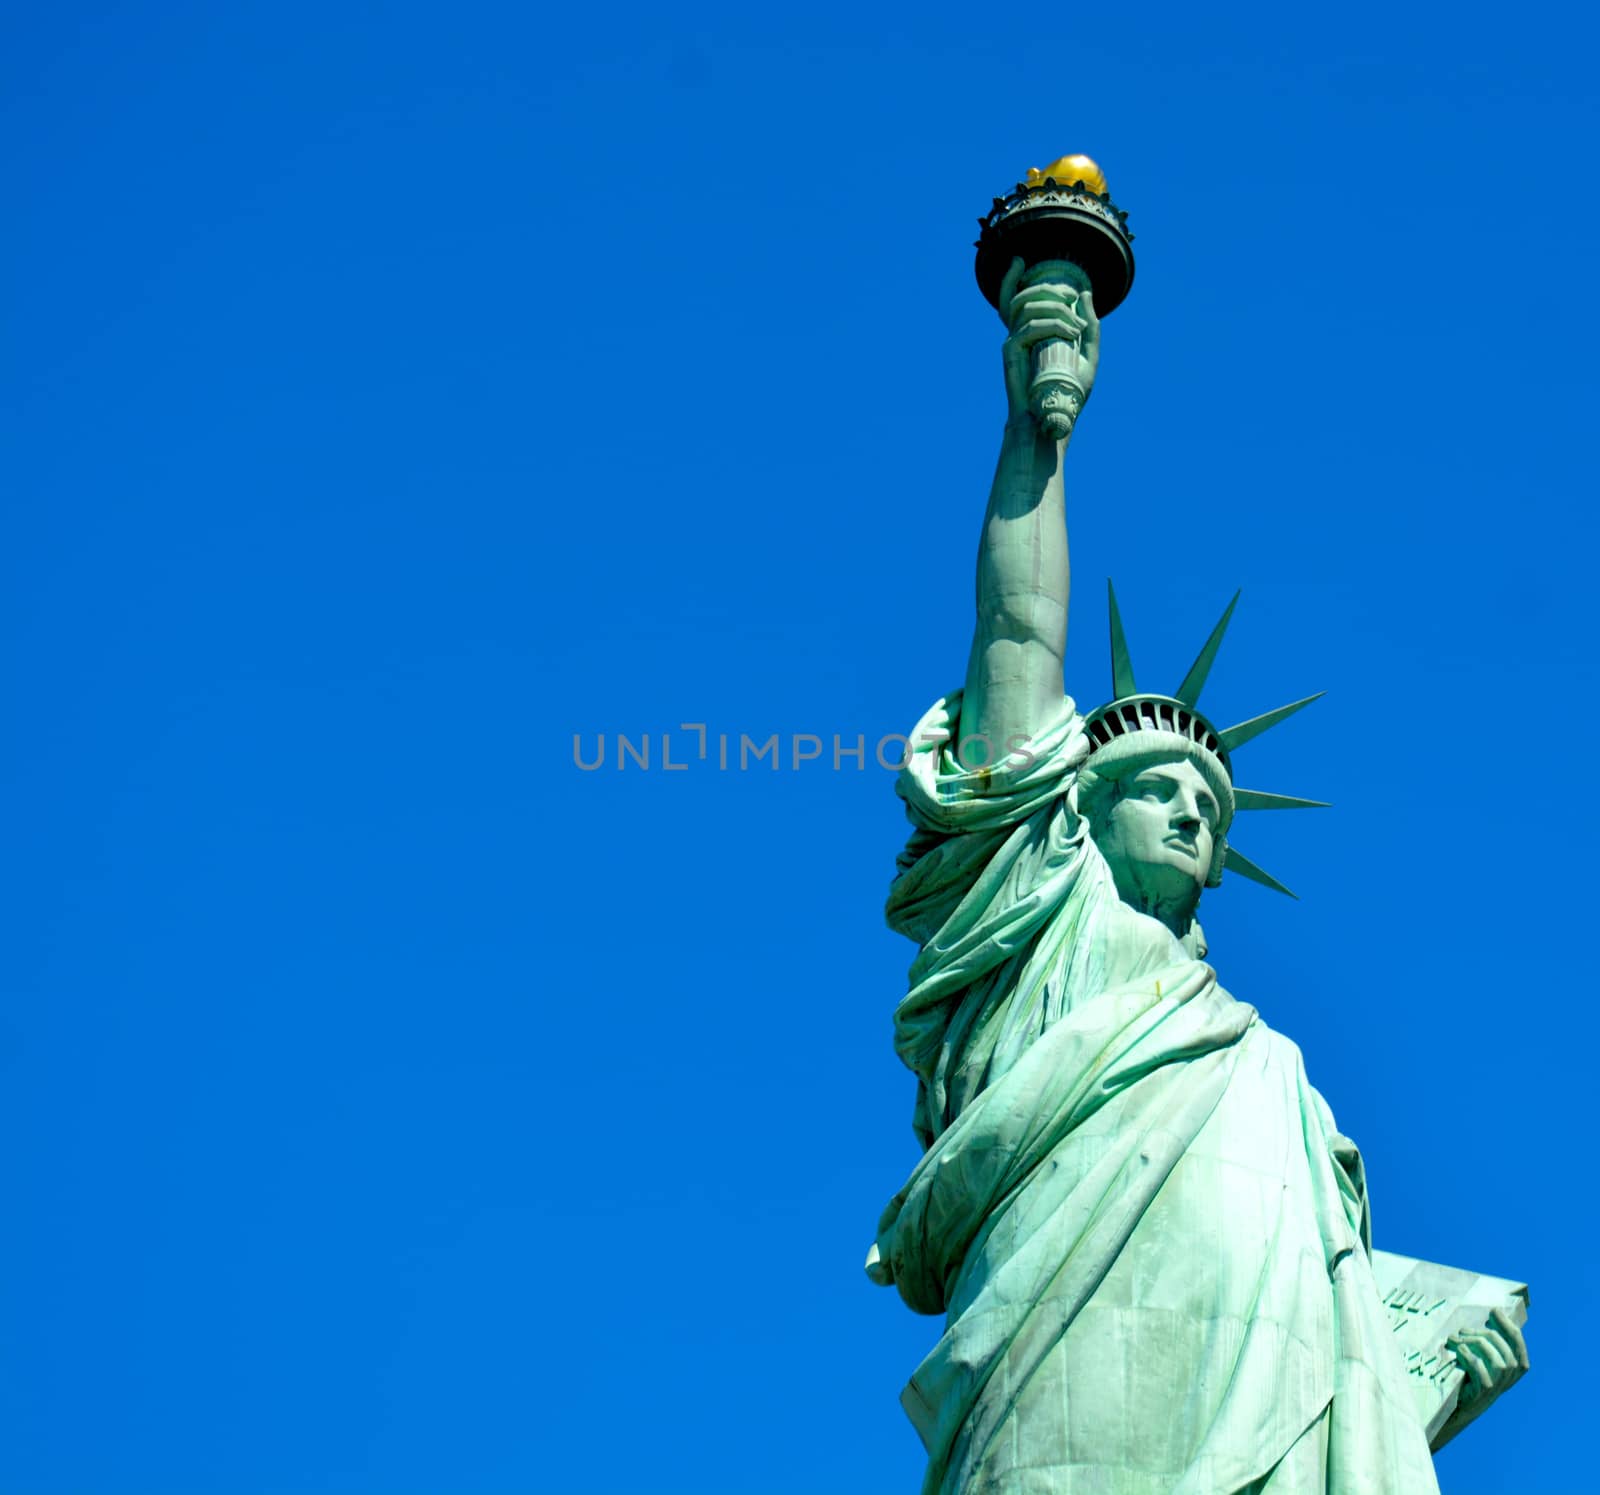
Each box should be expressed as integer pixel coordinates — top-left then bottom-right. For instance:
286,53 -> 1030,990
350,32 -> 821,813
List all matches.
4,3 -> 1594,1491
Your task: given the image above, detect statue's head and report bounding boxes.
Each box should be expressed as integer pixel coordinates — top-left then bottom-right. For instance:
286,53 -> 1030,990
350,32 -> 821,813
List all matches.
1079,583 -> 1329,927
1078,751 -> 1228,933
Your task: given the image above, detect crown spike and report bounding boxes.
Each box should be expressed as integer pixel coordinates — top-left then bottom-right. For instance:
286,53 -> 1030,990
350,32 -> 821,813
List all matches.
1233,789 -> 1331,811
1218,692 -> 1325,753
1175,591 -> 1240,707
1108,580 -> 1137,699
1224,845 -> 1298,899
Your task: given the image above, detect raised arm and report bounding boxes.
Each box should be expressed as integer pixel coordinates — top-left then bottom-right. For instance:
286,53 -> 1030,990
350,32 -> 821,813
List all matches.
961,258 -> 1099,762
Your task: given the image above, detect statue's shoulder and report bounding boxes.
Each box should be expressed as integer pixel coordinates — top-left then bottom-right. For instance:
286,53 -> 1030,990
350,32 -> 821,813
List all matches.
1250,1015 -> 1313,1078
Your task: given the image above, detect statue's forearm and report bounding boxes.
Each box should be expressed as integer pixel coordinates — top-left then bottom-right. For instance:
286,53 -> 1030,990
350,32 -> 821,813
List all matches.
961,420 -> 1069,759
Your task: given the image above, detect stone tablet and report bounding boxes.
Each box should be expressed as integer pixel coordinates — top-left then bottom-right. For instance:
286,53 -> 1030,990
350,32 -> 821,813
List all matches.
1369,1249 -> 1530,1444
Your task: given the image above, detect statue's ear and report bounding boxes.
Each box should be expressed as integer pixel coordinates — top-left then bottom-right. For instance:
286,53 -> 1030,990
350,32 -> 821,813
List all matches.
1206,836 -> 1227,889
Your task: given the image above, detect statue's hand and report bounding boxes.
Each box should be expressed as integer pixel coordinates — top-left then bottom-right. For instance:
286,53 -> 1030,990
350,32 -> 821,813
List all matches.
998,256 -> 1100,434
1436,1307 -> 1529,1445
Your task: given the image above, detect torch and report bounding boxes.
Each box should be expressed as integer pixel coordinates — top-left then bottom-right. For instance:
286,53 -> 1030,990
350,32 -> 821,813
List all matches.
974,154 -> 1136,440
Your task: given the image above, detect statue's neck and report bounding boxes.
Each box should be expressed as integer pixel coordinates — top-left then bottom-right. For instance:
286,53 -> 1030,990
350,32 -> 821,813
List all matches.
1111,871 -> 1202,946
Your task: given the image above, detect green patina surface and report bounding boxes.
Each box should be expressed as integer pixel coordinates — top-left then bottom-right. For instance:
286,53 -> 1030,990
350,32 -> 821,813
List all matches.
867,251 -> 1528,1494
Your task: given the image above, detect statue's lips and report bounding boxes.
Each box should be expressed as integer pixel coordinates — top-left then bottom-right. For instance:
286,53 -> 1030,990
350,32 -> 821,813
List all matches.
1163,837 -> 1200,857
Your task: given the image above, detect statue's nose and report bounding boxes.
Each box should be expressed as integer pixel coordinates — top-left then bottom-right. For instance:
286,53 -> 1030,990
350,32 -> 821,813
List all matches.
1172,785 -> 1205,834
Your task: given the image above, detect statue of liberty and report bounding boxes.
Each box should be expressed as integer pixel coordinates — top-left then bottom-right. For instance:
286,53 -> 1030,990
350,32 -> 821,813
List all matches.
866,158 -> 1529,1495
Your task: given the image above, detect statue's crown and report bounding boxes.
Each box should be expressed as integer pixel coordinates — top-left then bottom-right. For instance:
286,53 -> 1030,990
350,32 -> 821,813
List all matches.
1084,582 -> 1326,897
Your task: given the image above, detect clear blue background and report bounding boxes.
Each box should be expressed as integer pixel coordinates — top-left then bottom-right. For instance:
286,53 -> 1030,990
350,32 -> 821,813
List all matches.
4,3 -> 1593,1491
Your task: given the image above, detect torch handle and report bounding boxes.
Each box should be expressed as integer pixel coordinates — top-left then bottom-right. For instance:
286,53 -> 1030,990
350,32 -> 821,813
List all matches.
1029,336 -> 1088,442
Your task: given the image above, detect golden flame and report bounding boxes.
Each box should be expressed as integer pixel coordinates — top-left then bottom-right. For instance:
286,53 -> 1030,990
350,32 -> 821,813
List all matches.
1025,154 -> 1108,195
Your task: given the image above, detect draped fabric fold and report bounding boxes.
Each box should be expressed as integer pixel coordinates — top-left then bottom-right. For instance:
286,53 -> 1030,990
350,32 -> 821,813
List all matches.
871,694 -> 1438,1495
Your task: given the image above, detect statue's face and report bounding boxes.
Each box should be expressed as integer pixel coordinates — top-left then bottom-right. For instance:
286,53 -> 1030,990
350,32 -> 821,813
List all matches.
1093,758 -> 1219,906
